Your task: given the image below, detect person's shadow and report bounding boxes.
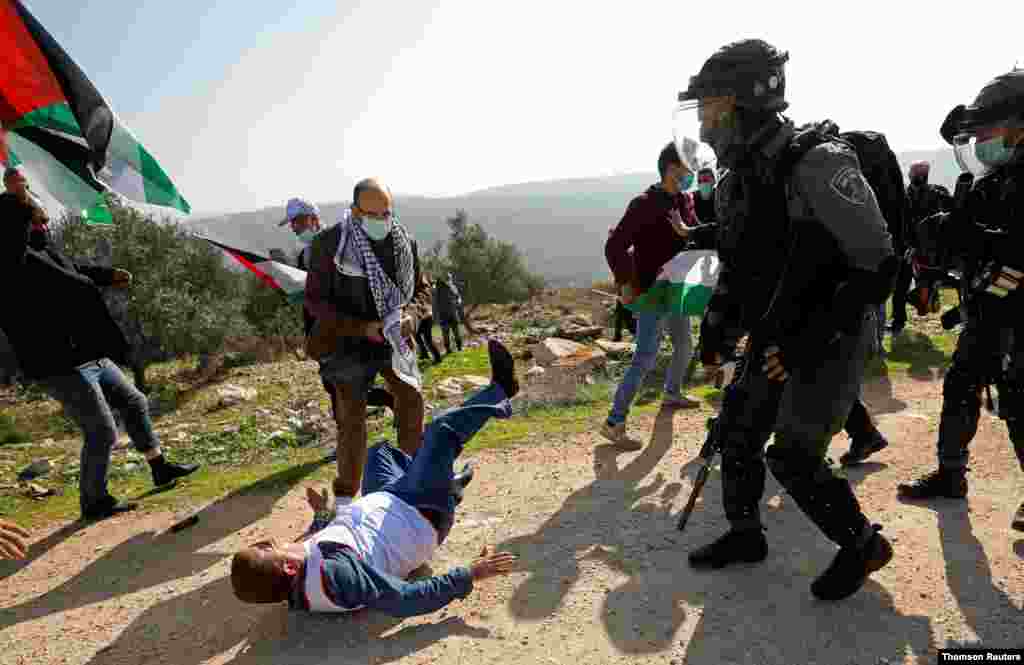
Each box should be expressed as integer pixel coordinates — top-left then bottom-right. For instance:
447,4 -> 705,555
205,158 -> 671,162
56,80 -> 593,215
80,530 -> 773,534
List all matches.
592,428 -> 934,661
80,575 -> 493,665
931,499 -> 1022,649
0,459 -> 327,632
497,407 -> 682,622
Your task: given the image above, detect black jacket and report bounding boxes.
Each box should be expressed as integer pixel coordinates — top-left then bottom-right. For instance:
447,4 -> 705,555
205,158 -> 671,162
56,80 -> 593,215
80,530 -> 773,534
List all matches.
0,193 -> 129,380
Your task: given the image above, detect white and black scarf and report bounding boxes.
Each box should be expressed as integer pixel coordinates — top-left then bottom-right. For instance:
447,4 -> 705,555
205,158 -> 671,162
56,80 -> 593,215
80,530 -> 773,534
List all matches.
334,211 -> 420,389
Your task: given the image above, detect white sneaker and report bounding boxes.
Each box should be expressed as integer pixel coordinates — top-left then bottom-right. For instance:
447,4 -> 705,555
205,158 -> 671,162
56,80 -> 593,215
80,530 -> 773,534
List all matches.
600,422 -> 643,451
663,394 -> 701,409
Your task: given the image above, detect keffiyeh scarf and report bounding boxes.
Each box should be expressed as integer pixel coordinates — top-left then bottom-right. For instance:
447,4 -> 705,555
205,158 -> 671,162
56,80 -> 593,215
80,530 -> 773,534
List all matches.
334,210 -> 421,390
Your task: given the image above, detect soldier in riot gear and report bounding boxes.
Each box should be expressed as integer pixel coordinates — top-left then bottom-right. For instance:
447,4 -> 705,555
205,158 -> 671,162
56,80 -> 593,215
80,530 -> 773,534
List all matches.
675,39 -> 897,600
897,69 -> 1024,533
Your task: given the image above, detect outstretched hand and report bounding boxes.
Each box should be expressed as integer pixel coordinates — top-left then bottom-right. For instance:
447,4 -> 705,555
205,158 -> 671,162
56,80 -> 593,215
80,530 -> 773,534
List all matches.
470,545 -> 518,581
0,519 -> 29,560
306,486 -> 329,514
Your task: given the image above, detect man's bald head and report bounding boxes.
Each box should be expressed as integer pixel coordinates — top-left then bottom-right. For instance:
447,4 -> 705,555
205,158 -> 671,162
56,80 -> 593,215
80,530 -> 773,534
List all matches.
352,178 -> 393,217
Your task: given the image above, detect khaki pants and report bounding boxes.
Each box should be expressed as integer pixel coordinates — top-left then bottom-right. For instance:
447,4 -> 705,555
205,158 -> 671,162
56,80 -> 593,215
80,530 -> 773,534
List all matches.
332,368 -> 424,498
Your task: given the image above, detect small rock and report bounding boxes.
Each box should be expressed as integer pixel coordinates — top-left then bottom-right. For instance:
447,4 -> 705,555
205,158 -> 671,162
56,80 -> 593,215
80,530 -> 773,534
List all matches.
122,463 -> 139,473
216,384 -> 258,407
526,366 -> 546,378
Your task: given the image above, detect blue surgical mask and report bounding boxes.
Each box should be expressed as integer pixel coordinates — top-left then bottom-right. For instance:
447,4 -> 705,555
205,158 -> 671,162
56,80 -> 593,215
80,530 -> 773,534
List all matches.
296,229 -> 317,246
975,136 -> 1014,167
676,172 -> 695,192
698,182 -> 714,198
359,216 -> 392,241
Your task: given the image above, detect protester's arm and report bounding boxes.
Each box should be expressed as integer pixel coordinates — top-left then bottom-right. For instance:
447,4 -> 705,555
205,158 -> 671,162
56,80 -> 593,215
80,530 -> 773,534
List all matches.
605,198 -> 644,289
303,232 -> 369,336
320,546 -> 515,618
73,263 -> 117,286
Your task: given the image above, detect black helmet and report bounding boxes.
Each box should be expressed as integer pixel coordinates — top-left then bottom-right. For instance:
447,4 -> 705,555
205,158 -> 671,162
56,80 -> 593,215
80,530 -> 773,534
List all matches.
941,68 -> 1024,145
679,39 -> 790,111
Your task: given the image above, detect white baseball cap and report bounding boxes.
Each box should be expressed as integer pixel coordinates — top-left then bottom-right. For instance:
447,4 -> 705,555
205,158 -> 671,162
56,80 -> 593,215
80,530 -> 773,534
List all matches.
278,197 -> 320,226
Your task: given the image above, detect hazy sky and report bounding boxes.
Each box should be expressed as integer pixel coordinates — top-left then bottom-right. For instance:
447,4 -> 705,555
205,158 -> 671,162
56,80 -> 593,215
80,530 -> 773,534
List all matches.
24,0 -> 1024,215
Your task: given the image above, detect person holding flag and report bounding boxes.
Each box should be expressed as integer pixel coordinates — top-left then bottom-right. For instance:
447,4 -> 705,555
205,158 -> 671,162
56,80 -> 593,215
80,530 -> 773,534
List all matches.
602,141 -> 706,450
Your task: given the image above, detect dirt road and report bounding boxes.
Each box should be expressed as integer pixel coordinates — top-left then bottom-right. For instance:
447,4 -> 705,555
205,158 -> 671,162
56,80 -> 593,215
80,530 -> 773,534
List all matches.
0,374 -> 1021,665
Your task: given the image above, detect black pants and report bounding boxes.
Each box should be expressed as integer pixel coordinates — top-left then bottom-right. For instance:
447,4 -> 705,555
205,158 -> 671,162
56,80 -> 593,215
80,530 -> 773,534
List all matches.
890,253 -> 913,328
440,320 -> 462,353
717,311 -> 876,548
936,312 -> 1024,472
414,316 -> 442,363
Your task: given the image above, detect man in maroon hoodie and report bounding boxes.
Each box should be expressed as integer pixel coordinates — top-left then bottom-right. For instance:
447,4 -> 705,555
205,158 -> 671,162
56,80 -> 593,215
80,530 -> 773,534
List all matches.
602,142 -> 701,449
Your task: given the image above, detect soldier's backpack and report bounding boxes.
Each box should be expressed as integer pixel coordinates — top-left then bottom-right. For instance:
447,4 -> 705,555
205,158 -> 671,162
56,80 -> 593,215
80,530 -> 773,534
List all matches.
783,120 -> 907,251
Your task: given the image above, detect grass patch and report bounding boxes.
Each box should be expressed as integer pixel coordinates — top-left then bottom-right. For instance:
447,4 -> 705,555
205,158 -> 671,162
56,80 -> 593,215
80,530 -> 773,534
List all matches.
0,414 -> 30,446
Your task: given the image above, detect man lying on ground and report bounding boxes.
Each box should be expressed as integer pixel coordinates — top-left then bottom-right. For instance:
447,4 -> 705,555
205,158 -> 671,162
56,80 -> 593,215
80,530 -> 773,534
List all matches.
230,339 -> 520,617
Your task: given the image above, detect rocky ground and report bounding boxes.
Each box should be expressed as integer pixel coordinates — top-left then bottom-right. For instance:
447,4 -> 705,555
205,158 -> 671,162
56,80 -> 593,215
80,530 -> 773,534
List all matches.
0,288 -> 1021,664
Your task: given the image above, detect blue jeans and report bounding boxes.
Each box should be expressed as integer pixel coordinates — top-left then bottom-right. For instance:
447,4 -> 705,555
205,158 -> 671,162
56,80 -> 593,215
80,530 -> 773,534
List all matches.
607,312 -> 692,426
362,383 -> 512,544
41,358 -> 159,514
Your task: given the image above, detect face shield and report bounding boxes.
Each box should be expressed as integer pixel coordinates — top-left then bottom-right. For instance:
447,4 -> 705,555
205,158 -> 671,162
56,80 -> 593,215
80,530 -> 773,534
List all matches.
672,98 -> 719,178
943,102 -> 1024,178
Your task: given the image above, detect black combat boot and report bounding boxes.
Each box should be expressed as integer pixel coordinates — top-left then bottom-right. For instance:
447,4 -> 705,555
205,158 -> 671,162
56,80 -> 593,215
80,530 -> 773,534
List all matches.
840,429 -> 889,466
811,524 -> 893,601
897,468 -> 967,500
1013,500 -> 1024,533
451,462 -> 475,503
149,455 -> 200,487
488,339 -> 519,398
688,528 -> 768,569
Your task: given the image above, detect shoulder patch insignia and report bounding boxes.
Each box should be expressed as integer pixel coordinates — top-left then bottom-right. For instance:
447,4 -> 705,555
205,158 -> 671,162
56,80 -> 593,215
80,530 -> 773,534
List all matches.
829,166 -> 870,205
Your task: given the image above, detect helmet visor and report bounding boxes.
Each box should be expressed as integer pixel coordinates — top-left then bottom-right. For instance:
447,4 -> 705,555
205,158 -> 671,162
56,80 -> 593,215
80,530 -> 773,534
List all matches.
672,99 -> 719,174
951,123 -> 1021,178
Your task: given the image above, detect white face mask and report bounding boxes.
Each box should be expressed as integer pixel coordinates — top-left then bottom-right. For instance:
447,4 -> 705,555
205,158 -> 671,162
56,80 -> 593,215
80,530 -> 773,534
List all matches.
296,229 -> 317,246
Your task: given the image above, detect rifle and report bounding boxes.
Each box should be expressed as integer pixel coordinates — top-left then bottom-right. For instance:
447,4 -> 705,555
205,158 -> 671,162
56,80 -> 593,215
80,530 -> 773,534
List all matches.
677,416 -> 720,532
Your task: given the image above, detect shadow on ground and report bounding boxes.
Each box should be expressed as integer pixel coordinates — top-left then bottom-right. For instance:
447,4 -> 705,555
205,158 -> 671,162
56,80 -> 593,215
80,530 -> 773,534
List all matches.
0,459 -> 327,632
81,575 -> 491,665
498,409 -> 937,663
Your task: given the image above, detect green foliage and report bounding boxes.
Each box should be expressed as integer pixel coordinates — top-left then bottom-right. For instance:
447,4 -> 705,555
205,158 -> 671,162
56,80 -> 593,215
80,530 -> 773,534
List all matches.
441,209 -> 546,312
242,275 -> 304,340
0,413 -> 30,445
55,208 -> 251,359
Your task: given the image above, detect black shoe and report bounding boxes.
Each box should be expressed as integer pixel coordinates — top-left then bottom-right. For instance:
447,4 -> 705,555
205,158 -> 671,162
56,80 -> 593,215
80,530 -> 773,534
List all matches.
451,462 -> 475,501
897,468 -> 968,500
811,525 -> 893,601
688,529 -> 768,570
82,496 -> 138,522
1013,501 -> 1024,533
151,456 -> 200,487
487,339 -> 519,399
840,430 -> 889,466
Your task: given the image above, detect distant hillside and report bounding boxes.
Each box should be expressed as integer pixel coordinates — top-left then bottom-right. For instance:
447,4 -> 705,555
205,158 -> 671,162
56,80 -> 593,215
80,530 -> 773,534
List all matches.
187,147 -> 958,286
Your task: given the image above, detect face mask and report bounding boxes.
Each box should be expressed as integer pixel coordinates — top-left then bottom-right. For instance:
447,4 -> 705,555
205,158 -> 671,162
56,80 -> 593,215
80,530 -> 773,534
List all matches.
698,182 -> 714,198
359,217 -> 392,241
675,172 -> 695,192
296,228 -> 317,246
975,136 -> 1014,167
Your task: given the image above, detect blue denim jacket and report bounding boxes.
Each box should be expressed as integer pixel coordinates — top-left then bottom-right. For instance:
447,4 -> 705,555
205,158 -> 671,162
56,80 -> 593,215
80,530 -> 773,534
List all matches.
288,518 -> 473,618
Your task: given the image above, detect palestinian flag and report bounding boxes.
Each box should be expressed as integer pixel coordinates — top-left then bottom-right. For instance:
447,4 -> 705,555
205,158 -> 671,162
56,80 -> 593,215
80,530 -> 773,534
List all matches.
625,249 -> 720,317
202,236 -> 306,304
0,0 -> 189,224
